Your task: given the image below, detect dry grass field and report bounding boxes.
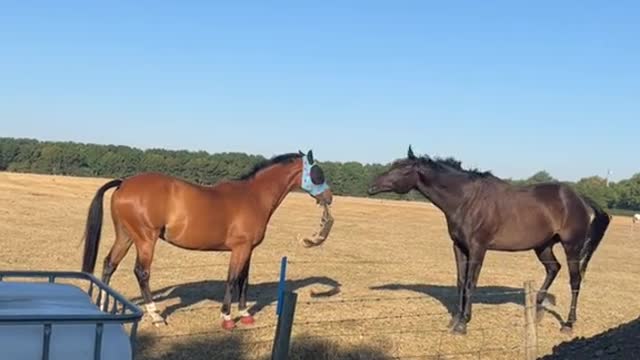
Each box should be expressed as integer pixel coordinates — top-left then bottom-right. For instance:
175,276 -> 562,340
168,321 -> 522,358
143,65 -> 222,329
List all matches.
1,171 -> 639,359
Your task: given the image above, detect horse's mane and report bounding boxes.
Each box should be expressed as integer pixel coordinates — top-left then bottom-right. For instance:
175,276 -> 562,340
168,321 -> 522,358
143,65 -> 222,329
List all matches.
417,155 -> 495,180
238,153 -> 303,180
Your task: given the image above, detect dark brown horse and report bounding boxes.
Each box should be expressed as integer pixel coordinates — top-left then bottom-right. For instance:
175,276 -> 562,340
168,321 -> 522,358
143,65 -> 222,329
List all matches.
368,146 -> 611,335
81,150 -> 333,330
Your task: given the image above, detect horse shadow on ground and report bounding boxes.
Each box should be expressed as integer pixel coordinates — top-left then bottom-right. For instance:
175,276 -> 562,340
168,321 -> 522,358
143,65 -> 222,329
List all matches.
137,332 -> 393,360
370,283 -> 564,326
132,276 -> 341,320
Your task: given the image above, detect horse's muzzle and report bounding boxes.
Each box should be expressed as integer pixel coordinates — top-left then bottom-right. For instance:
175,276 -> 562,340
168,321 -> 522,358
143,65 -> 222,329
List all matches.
316,188 -> 333,205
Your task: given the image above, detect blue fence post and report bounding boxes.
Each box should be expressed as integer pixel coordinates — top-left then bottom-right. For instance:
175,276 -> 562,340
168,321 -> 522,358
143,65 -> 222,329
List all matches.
276,256 -> 288,316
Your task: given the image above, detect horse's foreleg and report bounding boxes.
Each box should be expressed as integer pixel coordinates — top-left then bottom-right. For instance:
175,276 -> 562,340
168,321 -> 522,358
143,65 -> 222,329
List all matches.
221,245 -> 252,331
449,242 -> 467,329
452,246 -> 485,335
237,255 -> 255,325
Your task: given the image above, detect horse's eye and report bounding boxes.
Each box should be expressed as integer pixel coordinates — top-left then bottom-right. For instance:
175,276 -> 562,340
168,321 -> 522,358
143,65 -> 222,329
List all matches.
310,165 -> 325,185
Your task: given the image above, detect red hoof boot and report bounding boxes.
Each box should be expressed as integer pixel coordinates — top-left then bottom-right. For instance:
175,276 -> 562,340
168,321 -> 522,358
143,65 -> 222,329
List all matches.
240,315 -> 255,326
222,319 -> 236,331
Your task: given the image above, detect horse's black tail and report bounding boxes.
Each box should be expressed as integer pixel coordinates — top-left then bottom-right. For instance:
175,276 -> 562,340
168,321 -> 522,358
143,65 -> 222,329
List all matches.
579,196 -> 611,279
81,179 -> 123,274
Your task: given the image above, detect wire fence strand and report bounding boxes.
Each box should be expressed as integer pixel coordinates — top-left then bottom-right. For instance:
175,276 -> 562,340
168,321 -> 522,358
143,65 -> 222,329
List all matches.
129,262 -> 541,359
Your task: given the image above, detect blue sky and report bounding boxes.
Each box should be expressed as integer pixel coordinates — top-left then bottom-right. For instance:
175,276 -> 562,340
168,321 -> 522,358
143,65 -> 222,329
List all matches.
1,1 -> 637,181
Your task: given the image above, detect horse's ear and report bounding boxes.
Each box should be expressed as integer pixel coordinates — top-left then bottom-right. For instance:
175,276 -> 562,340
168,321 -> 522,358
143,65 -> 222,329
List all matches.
407,145 -> 416,160
307,150 -> 314,163
298,150 -> 305,156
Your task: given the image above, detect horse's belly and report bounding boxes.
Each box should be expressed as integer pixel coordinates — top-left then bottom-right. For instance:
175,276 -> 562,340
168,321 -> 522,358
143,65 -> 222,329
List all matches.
485,210 -> 556,251
488,231 -> 554,251
162,225 -> 229,251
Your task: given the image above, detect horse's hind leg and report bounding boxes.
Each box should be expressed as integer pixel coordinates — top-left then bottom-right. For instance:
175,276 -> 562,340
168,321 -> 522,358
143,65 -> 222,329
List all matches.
128,226 -> 166,326
559,236 -> 585,333
97,222 -> 132,309
101,222 -> 133,286
534,243 -> 561,320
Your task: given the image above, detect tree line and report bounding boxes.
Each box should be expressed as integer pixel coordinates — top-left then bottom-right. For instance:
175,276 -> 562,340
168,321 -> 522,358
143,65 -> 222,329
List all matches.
1,137 -> 638,212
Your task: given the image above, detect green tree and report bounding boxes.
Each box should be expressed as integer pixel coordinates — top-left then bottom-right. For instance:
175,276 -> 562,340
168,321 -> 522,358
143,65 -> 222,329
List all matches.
526,170 -> 557,184
1,137 -> 639,211
0,138 -> 20,170
573,176 -> 617,208
614,174 -> 640,210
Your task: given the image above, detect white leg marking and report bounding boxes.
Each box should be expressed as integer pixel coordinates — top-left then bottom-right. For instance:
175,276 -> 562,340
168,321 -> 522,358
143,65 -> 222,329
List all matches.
145,302 -> 158,314
146,302 -> 166,325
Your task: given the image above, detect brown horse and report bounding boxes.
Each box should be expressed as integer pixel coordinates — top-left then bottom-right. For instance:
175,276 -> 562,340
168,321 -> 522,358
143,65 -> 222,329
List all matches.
81,150 -> 333,330
368,146 -> 611,335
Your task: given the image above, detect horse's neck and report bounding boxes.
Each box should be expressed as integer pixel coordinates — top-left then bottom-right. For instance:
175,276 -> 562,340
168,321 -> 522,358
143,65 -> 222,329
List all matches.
416,171 -> 470,215
248,163 -> 301,217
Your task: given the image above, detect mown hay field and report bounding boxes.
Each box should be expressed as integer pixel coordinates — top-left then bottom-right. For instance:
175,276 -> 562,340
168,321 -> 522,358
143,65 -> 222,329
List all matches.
1,172 -> 638,359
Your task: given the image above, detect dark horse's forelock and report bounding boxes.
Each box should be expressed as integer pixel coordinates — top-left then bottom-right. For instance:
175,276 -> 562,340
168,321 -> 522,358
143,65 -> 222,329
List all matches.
238,153 -> 303,180
416,155 -> 494,180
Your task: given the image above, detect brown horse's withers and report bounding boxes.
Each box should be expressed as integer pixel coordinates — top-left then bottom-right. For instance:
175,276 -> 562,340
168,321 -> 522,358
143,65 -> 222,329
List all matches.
81,150 -> 333,330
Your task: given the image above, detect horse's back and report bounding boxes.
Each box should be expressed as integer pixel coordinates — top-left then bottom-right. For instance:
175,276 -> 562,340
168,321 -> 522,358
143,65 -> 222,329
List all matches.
121,172 -> 202,191
111,172 -> 214,228
480,182 -> 592,250
114,172 -> 202,205
512,182 -> 594,223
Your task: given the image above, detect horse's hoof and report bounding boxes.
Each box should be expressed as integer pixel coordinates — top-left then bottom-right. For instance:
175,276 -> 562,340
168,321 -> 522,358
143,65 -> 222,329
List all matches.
222,319 -> 236,331
152,318 -> 167,327
450,322 -> 467,335
150,313 -> 167,327
240,315 -> 255,326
